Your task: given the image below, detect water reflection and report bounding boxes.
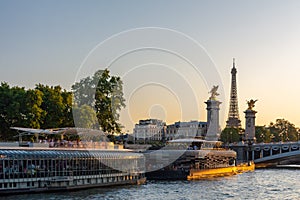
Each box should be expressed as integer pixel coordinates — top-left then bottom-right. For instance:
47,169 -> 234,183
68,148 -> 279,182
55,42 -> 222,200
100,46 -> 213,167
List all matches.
4,169 -> 300,200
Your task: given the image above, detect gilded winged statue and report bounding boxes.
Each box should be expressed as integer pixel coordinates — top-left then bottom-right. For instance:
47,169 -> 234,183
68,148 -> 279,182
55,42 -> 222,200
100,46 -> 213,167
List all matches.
247,99 -> 257,110
209,85 -> 219,100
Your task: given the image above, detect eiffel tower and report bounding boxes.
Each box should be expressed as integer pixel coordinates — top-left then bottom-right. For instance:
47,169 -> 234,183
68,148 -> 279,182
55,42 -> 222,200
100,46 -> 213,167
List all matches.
226,58 -> 241,128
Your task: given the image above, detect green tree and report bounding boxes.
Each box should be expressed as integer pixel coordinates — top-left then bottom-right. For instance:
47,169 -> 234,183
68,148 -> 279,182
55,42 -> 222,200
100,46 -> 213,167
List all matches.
268,119 -> 298,142
0,83 -> 30,140
72,104 -> 97,128
24,89 -> 45,128
72,69 -> 125,134
0,82 -> 18,140
61,90 -> 74,127
0,82 -> 75,141
35,84 -> 67,128
220,127 -> 242,144
72,76 -> 95,107
255,126 -> 271,143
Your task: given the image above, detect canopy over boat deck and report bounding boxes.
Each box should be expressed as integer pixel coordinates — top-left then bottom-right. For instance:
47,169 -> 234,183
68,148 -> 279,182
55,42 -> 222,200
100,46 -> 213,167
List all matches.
166,138 -> 222,150
9,127 -> 120,150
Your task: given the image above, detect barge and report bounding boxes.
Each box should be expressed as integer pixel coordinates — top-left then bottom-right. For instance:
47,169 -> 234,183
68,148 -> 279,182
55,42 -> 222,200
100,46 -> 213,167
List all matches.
0,147 -> 146,194
145,139 -> 254,180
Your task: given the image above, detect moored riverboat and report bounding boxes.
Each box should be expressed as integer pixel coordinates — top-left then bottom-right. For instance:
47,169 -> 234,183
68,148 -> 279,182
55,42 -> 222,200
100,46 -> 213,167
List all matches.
145,139 -> 254,180
0,147 -> 146,194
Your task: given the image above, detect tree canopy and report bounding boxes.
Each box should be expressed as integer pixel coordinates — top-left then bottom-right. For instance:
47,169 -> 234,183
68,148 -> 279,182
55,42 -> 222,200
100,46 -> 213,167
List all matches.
72,104 -> 98,129
255,126 -> 271,143
72,69 -> 125,134
0,82 -> 73,141
0,69 -> 125,141
267,119 -> 298,142
35,84 -> 73,128
220,127 -> 243,144
220,119 -> 300,144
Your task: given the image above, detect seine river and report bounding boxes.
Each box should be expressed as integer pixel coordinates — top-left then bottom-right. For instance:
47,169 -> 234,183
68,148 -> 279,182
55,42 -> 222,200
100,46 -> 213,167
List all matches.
4,169 -> 300,200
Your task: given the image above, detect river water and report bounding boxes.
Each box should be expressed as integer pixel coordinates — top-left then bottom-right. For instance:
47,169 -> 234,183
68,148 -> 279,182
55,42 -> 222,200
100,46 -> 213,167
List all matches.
4,169 -> 300,200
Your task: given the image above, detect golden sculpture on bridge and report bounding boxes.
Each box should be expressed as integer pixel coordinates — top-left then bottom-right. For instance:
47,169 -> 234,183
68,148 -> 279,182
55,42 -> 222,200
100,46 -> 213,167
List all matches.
247,99 -> 258,110
209,85 -> 219,100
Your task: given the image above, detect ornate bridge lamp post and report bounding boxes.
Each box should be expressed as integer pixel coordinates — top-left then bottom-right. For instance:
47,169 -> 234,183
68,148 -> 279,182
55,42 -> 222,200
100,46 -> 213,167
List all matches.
284,127 -> 288,142
279,131 -> 283,143
260,133 -> 265,143
270,134 -> 275,143
238,129 -> 243,142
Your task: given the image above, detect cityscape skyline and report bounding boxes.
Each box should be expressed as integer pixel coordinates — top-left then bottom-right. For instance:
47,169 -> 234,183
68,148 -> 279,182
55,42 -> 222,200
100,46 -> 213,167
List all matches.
1,1 -> 300,131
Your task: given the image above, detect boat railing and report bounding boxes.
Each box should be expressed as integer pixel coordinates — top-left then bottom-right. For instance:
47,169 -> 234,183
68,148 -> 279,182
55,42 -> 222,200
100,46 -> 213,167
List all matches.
0,141 -> 124,150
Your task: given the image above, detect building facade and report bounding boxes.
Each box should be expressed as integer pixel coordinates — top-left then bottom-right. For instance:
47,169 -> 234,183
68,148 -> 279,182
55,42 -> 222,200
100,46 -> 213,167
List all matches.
133,119 -> 207,142
133,119 -> 166,142
165,121 -> 207,140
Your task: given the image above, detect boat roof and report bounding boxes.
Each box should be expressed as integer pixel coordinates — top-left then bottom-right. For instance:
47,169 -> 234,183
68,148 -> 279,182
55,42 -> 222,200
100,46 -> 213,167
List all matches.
168,138 -> 220,143
11,127 -> 60,134
0,148 -> 142,159
11,127 -> 107,136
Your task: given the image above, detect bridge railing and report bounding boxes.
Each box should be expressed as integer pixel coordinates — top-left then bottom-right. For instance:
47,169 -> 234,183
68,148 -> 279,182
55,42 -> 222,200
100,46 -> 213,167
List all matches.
230,141 -> 300,163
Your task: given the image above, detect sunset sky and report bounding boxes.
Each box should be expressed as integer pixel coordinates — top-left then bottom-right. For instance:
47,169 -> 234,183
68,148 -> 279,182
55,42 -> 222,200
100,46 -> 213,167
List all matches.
1,0 -> 300,131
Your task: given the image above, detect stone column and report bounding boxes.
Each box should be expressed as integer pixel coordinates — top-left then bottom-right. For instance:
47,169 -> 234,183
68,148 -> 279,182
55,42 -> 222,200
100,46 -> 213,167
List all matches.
244,108 -> 257,142
205,99 -> 222,141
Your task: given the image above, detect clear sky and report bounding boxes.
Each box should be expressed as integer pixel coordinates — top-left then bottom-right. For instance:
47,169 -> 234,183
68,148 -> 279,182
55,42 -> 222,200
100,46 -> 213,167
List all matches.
1,0 -> 300,132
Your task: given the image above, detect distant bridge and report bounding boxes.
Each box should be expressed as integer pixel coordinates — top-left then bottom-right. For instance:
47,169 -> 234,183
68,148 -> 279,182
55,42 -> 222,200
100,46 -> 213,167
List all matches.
230,142 -> 300,167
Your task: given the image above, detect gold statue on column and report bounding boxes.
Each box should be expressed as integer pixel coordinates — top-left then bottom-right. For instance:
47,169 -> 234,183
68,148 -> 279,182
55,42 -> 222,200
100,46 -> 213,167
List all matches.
247,99 -> 257,110
209,85 -> 219,100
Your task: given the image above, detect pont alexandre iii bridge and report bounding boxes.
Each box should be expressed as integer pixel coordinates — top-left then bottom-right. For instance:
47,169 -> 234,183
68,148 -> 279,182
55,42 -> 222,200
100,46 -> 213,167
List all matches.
230,141 -> 300,167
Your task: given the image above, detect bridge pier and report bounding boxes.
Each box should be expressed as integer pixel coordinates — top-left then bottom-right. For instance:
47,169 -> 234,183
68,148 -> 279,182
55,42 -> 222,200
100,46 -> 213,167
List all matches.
244,109 -> 257,142
230,142 -> 250,163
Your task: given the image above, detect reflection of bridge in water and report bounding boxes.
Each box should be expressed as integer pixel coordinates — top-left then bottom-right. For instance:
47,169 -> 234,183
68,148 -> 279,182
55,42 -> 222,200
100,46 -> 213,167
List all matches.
230,142 -> 300,167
